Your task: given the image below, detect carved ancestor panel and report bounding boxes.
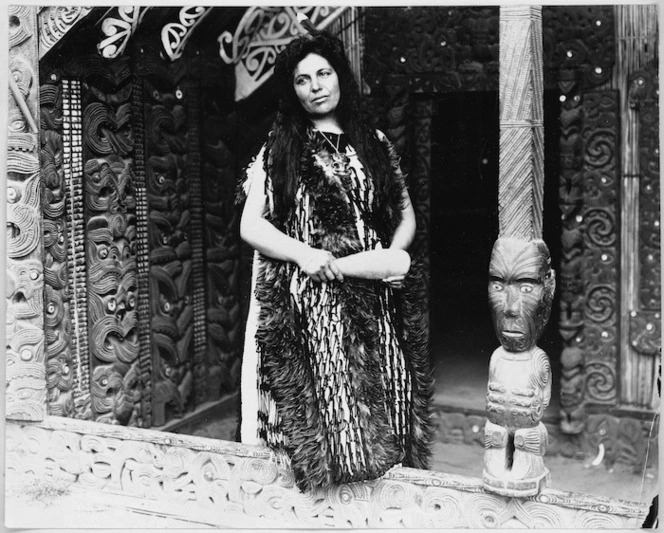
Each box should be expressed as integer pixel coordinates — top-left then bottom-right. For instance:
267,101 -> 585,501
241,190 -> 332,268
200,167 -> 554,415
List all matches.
198,77 -> 243,400
6,5 -> 46,421
137,54 -> 196,427
40,74 -> 77,418
363,7 -> 499,94
80,57 -> 143,426
580,91 -> 620,407
631,65 -> 661,355
6,418 -> 647,528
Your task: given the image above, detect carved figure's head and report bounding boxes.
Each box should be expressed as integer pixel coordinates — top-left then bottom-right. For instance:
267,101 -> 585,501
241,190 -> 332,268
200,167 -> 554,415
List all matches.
488,237 -> 555,352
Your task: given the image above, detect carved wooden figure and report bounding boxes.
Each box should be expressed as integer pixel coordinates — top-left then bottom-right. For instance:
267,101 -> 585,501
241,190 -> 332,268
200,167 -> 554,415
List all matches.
484,237 -> 555,496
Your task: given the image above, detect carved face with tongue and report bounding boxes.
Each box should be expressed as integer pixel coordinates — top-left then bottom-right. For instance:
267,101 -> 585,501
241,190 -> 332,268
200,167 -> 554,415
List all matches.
488,237 -> 555,352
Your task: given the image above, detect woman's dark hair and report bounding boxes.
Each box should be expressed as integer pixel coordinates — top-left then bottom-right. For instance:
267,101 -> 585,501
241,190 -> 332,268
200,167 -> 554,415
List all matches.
264,31 -> 400,233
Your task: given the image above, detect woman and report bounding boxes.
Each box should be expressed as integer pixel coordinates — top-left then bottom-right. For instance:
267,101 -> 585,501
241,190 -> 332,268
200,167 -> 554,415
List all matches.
238,30 -> 432,492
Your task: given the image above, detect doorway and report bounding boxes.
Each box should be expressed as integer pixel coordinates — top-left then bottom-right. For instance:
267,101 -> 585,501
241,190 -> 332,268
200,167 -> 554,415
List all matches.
428,90 -> 563,412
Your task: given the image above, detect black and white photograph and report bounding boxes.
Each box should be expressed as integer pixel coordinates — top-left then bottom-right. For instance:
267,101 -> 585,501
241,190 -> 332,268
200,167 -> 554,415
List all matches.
3,2 -> 660,529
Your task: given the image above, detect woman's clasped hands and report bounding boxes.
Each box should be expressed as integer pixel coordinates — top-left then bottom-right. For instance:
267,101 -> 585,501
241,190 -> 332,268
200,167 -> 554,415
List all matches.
298,248 -> 344,282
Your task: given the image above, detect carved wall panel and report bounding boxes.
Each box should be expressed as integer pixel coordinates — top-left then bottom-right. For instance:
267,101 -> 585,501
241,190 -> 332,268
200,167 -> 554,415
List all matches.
364,7 -> 499,95
6,418 -> 647,528
580,91 -> 620,406
137,54 -> 195,426
79,56 -> 142,425
6,5 -> 46,421
40,75 -> 77,418
542,6 -> 615,90
198,73 -> 243,400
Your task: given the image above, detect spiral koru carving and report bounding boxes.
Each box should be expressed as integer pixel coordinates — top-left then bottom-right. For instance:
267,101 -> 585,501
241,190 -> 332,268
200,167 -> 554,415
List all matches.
584,285 -> 616,325
583,208 -> 615,247
585,362 -> 616,403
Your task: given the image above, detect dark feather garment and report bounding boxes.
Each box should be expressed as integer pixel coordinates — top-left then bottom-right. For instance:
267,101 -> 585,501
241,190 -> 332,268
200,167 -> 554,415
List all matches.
248,130 -> 433,492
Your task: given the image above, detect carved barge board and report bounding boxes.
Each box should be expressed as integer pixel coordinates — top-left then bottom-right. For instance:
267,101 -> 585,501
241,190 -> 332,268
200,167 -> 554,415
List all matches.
5,418 -> 648,528
7,5 -> 47,421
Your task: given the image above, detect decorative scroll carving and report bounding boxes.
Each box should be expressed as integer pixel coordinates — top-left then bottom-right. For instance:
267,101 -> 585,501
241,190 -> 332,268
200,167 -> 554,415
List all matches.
581,91 -> 619,406
218,6 -> 347,100
363,7 -> 499,95
6,418 -> 648,528
39,6 -> 92,59
9,6 -> 34,49
7,5 -> 46,421
162,7 -> 212,61
98,7 -> 150,59
542,6 -> 614,90
630,65 -> 661,313
141,55 -> 194,426
40,76 -> 77,418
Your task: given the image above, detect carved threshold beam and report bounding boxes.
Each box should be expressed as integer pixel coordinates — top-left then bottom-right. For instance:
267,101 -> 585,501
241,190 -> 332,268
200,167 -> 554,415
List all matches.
5,418 -> 648,528
218,5 -> 348,101
38,6 -> 93,59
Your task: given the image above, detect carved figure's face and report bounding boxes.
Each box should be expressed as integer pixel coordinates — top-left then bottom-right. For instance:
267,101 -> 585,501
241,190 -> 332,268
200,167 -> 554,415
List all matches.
488,238 -> 555,352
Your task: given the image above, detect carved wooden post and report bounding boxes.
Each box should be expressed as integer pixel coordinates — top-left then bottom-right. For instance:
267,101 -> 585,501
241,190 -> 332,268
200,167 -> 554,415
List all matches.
6,6 -> 47,421
483,5 -> 555,497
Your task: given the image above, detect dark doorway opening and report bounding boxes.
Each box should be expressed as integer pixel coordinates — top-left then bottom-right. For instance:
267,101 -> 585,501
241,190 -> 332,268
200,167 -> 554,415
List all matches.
428,90 -> 562,411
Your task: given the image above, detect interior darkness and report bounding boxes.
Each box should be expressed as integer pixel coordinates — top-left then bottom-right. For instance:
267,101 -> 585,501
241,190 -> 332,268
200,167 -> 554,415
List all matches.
428,90 -> 563,402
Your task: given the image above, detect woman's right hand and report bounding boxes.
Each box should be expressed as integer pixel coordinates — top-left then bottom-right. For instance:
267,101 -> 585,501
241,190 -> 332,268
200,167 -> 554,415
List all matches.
298,248 -> 344,282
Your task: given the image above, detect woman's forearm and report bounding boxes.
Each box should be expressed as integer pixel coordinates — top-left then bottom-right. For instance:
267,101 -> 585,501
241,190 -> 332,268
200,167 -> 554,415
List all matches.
334,249 -> 410,279
240,217 -> 310,265
389,189 -> 416,250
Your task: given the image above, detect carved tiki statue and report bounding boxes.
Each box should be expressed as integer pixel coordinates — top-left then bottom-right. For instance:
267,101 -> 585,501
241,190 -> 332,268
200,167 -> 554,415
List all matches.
484,237 -> 556,497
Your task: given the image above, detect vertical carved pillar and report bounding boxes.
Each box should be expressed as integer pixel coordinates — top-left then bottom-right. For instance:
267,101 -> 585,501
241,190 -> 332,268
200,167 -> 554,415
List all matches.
557,74 -> 587,435
614,5 -> 660,409
580,91 -> 619,408
483,6 -> 554,498
140,56 -> 194,426
6,6 -> 46,421
41,72 -> 77,418
79,56 -> 142,425
498,6 -> 544,241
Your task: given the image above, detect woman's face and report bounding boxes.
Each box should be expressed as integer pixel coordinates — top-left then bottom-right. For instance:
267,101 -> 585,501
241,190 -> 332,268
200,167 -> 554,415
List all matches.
293,53 -> 340,120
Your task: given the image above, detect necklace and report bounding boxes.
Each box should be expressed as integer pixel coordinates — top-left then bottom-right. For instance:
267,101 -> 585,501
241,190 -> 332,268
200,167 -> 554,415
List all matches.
318,130 -> 342,154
